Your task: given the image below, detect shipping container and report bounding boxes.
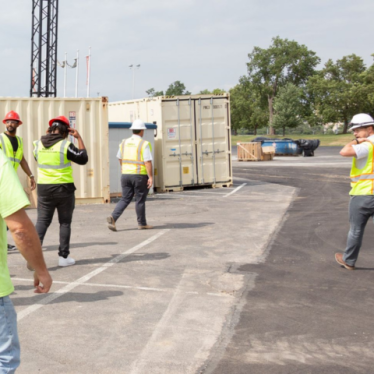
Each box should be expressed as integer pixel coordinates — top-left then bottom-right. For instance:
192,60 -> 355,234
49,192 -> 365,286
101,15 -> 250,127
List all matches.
109,95 -> 233,192
109,122 -> 156,195
0,97 -> 110,207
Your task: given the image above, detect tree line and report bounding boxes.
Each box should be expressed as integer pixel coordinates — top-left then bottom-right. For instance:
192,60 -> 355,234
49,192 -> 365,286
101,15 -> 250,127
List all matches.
146,82 -> 226,97
146,36 -> 374,135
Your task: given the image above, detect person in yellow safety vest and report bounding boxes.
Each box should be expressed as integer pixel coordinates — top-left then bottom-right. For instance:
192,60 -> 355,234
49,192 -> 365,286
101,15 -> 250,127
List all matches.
336,113 -> 374,270
33,115 -> 88,267
0,111 -> 36,251
107,119 -> 153,231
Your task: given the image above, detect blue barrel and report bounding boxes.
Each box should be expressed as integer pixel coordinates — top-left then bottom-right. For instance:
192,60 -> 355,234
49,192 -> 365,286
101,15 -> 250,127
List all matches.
261,139 -> 302,156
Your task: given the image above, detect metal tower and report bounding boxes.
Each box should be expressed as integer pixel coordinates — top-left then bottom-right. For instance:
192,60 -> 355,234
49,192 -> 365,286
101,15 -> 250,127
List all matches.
30,0 -> 59,97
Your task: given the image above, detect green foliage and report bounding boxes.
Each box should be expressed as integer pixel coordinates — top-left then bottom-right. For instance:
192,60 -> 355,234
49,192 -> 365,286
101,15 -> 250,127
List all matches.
273,83 -> 303,135
199,89 -> 211,94
165,81 -> 191,96
212,88 -> 226,95
230,77 -> 268,135
145,88 -> 164,97
307,54 -> 371,133
246,36 -> 320,132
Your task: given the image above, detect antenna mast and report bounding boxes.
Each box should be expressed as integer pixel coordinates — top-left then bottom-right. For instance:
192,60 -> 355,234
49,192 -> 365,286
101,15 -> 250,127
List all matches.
30,0 -> 59,97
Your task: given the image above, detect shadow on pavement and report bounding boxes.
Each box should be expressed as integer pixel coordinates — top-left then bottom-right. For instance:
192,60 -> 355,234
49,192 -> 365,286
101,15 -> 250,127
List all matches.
42,241 -> 118,252
12,290 -> 123,306
46,252 -> 170,271
116,222 -> 214,231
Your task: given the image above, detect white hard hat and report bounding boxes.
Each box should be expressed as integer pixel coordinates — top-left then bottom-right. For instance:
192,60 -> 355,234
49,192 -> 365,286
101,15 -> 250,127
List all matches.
349,113 -> 374,131
130,119 -> 147,130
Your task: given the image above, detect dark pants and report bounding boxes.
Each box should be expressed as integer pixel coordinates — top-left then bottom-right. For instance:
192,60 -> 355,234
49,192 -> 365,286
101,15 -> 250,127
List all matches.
344,195 -> 374,266
112,174 -> 149,226
35,192 -> 75,258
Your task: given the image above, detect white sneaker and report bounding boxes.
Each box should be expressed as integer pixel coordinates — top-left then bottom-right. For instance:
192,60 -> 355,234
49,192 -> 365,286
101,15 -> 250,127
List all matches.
58,256 -> 75,267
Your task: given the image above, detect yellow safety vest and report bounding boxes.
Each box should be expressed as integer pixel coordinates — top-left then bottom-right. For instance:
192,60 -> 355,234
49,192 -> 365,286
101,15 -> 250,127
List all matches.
350,142 -> 374,195
120,136 -> 150,175
33,139 -> 74,184
0,133 -> 23,171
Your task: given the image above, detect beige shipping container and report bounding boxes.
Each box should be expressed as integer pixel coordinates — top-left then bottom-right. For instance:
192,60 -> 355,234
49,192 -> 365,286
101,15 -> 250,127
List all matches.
0,97 -> 110,207
109,95 -> 233,192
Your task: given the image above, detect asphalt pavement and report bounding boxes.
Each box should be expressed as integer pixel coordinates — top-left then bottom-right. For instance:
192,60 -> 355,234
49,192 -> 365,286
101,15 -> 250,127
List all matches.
7,146 -> 372,374
209,147 -> 374,374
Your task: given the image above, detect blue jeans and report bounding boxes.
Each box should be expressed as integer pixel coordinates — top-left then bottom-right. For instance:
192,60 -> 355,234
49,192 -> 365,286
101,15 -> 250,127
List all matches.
0,296 -> 20,373
344,195 -> 374,266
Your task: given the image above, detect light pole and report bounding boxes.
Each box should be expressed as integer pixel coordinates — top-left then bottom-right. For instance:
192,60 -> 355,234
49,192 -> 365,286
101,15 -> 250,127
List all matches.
129,64 -> 140,99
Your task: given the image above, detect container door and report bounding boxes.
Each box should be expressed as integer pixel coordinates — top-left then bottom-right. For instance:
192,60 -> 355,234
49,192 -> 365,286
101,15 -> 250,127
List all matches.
195,97 -> 231,185
161,99 -> 197,187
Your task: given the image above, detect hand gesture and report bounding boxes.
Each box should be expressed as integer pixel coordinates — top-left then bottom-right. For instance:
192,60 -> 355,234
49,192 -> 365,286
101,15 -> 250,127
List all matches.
34,270 -> 53,294
30,177 -> 36,191
68,128 -> 81,139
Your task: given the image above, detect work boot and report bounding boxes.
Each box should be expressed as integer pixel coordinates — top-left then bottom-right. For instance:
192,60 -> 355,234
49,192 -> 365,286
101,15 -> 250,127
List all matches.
7,244 -> 17,251
107,216 -> 117,232
335,253 -> 355,270
58,256 -> 75,267
138,225 -> 153,230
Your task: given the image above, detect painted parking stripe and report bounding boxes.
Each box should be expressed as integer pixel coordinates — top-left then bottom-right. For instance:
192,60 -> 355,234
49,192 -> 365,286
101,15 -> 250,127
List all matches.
12,278 -> 233,298
223,183 -> 247,198
17,230 -> 170,322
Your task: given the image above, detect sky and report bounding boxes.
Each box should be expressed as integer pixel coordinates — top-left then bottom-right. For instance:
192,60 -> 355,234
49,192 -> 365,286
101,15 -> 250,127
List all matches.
0,0 -> 374,101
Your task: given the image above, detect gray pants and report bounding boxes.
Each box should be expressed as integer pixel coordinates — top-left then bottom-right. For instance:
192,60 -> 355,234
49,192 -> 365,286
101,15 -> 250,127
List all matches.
344,195 -> 374,266
111,174 -> 149,226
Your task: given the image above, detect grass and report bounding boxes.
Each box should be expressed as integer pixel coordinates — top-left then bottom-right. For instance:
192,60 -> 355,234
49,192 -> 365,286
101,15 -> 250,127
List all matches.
231,133 -> 353,147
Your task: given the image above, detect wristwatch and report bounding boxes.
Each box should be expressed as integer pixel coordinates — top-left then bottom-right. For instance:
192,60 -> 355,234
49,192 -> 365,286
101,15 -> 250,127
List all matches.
29,174 -> 34,179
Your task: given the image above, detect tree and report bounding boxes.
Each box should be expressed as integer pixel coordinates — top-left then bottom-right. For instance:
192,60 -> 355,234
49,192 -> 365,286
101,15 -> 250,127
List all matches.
308,54 -> 371,133
230,77 -> 268,135
273,83 -> 303,135
246,36 -> 320,134
165,81 -> 191,96
145,88 -> 164,97
212,88 -> 226,95
199,89 -> 211,94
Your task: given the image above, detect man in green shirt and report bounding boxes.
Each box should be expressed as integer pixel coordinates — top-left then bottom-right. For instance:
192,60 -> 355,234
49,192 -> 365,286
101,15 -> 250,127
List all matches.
0,111 -> 36,251
0,149 -> 52,372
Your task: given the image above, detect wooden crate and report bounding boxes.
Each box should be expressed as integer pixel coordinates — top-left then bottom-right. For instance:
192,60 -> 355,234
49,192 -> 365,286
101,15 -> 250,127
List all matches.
261,146 -> 275,161
237,142 -> 262,161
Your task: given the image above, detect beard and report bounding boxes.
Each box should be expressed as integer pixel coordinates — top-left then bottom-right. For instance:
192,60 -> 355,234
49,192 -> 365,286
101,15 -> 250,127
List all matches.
6,126 -> 16,134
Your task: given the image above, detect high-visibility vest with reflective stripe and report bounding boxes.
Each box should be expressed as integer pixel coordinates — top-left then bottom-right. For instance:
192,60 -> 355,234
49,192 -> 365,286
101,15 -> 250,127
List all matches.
0,133 -> 23,171
120,136 -> 150,175
350,142 -> 374,195
33,139 -> 73,184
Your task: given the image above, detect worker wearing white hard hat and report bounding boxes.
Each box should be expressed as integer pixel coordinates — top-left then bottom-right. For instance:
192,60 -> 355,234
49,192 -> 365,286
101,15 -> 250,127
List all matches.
336,113 -> 374,269
107,119 -> 153,231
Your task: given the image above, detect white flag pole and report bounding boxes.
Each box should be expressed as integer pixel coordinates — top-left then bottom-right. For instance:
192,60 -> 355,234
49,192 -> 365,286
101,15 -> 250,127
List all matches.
75,50 -> 79,98
86,47 -> 91,98
64,52 -> 67,97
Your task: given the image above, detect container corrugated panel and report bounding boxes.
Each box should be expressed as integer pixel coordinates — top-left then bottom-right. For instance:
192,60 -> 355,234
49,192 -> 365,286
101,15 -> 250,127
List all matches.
0,97 -> 110,207
108,122 -> 156,195
108,95 -> 233,192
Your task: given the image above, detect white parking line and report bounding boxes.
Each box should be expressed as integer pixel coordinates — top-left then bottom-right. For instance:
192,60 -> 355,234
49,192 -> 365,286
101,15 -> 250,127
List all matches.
12,278 -> 167,293
223,183 -> 247,198
17,230 -> 170,322
13,278 -> 234,298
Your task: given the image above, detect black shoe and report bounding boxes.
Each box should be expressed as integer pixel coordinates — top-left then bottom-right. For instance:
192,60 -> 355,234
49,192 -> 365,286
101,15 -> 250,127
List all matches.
7,244 -> 17,251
